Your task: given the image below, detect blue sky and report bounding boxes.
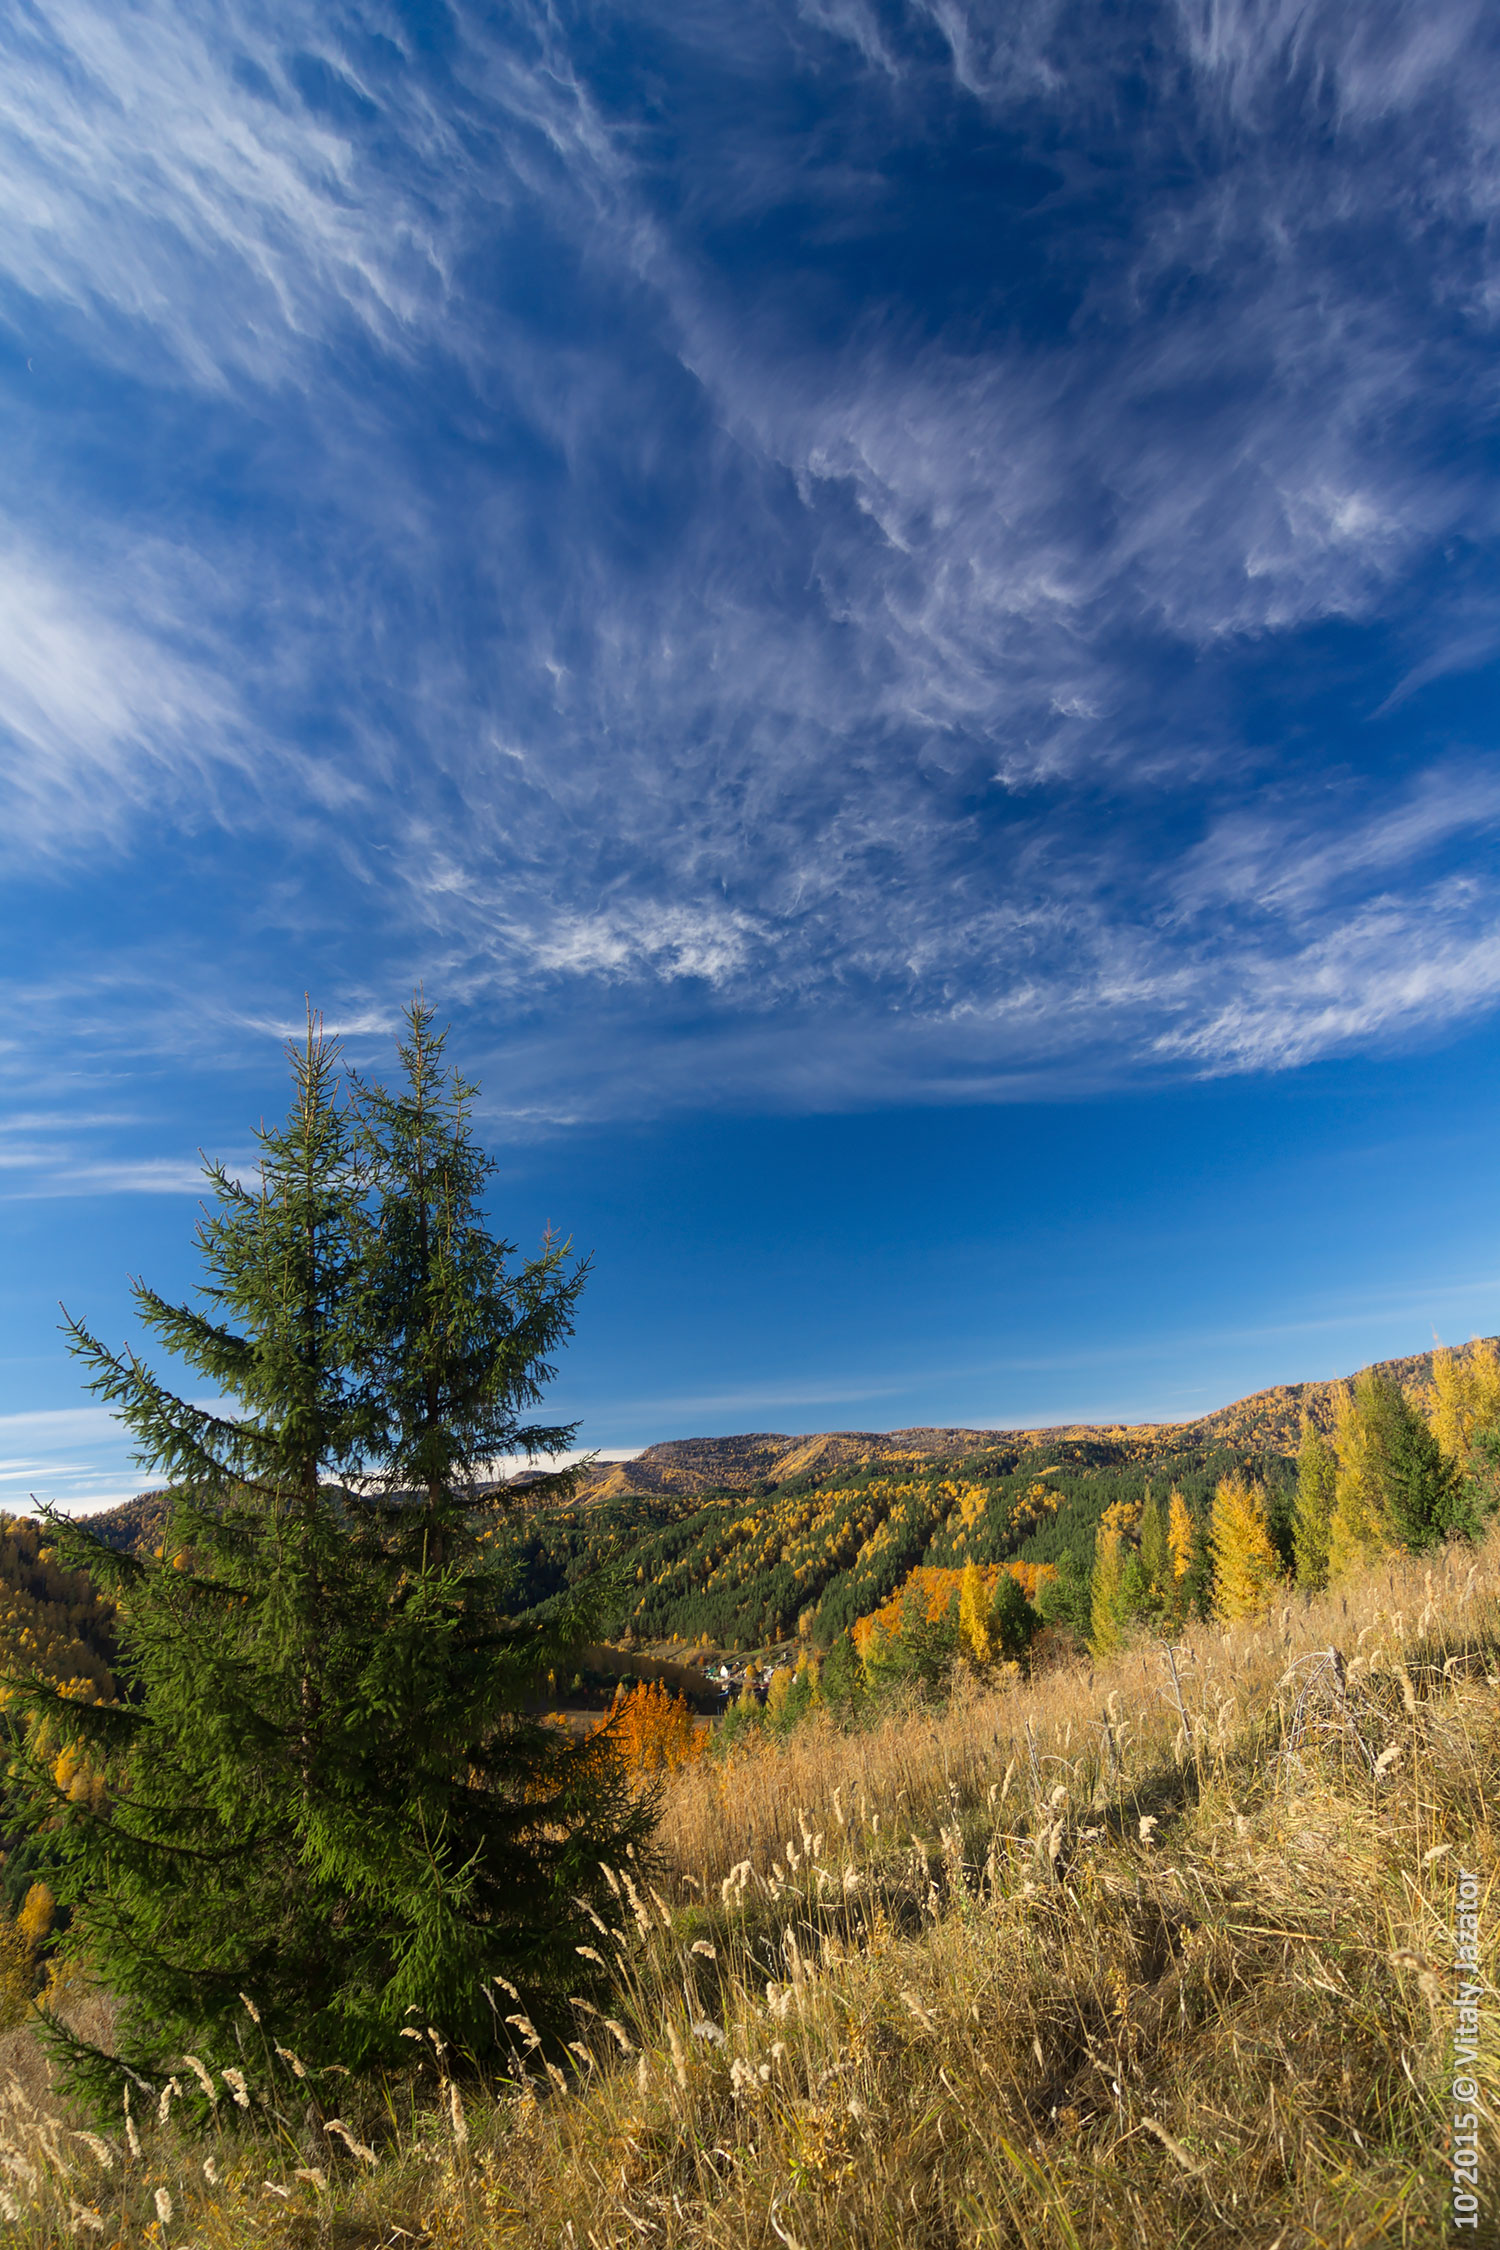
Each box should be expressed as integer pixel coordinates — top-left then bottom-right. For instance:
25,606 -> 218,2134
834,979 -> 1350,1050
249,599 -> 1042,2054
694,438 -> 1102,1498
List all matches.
5,0 -> 1500,1512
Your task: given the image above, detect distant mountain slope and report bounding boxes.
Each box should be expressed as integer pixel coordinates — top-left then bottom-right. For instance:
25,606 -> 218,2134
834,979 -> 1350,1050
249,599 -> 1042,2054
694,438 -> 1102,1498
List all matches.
0,1514 -> 118,1700
582,1343 -> 1479,1500
1188,1344 -> 1468,1451
583,1429 -> 999,1499
8,1339 -> 1485,1661
82,1491 -> 177,1555
56,1340 -> 1491,1633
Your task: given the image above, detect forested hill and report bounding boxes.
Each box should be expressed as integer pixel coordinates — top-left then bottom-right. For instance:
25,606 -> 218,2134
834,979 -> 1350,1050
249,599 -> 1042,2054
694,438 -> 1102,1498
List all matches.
13,1342 -> 1483,1662
480,1341 -> 1488,1649
581,1342 -> 1479,1501
0,1515 -> 118,1701
80,1490 -> 177,1555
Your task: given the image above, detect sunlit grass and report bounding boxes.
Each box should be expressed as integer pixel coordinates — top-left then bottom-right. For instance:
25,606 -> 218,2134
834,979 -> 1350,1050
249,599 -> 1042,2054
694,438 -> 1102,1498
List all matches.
4,1533 -> 1498,2245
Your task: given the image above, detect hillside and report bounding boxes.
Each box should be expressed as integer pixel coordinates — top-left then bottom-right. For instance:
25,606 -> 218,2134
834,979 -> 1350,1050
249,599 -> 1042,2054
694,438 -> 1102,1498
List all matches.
486,1343 -> 1474,1650
0,1515 -> 117,1703
582,1429 -> 1004,1500
6,1522 -> 1494,2246
580,1340 -> 1471,1500
54,1344 -> 1476,1658
493,1430 -> 1295,1649
78,1490 -> 176,1555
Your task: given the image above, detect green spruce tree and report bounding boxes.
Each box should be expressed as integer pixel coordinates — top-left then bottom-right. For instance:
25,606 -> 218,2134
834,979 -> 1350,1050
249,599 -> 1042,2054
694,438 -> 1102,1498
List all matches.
347,997 -> 589,1557
1292,1418 -> 1335,1590
1373,1378 -> 1466,1553
1328,1370 -> 1465,1576
7,1008 -> 646,2096
312,997 -> 643,2048
891,1584 -> 958,1691
988,1570 -> 1040,1664
819,1629 -> 866,1719
1035,1549 -> 1091,1642
1088,1522 -> 1125,1659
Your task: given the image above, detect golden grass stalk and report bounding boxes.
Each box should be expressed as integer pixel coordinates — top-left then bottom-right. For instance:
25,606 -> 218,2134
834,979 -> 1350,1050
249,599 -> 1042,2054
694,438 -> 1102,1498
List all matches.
1,1528 -> 1498,2244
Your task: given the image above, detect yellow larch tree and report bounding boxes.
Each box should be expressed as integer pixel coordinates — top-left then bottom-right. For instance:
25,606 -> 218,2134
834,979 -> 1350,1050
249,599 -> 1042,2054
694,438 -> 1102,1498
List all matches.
1166,1488 -> 1196,1609
1098,1498 -> 1142,1545
1326,1377 -> 1398,1581
958,1560 -> 993,1666
605,1679 -> 705,1776
16,1881 -> 53,1950
1428,1340 -> 1500,1467
1209,1472 -> 1281,1622
0,1911 -> 31,2031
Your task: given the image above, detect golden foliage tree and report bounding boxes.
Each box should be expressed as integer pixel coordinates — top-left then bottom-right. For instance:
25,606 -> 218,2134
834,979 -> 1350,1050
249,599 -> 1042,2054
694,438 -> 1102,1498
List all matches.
16,1881 -> 53,1951
0,1881 -> 58,2032
1429,1340 -> 1500,1468
604,1679 -> 705,1777
1209,1473 -> 1280,1622
1326,1378 -> 1397,1580
958,1560 -> 993,1666
1009,1478 -> 1062,1537
0,1911 -> 33,2033
1166,1488 -> 1195,1612
851,1562 -> 1053,1658
1328,1366 -> 1465,1576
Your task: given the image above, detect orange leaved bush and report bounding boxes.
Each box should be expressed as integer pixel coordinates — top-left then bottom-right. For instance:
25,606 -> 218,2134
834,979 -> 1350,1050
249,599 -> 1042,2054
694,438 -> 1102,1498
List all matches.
600,1679 -> 706,1777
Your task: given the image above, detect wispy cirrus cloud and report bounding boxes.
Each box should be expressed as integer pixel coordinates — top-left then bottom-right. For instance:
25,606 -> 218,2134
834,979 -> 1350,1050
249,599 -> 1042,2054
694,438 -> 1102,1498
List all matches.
0,1 -> 449,387
1152,887 -> 1500,1074
1,0 -> 1499,1135
0,540 -> 252,853
14,0 -> 1500,1517
1168,768 -> 1500,920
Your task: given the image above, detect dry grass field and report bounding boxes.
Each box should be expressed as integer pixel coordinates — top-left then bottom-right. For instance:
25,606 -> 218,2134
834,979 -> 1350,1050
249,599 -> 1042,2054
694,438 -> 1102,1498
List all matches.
3,1531 -> 1498,2247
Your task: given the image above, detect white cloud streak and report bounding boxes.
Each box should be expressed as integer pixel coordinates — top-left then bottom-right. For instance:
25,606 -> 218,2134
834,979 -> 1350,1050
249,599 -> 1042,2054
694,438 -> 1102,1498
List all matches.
1,0 -> 1499,1115
0,1 -> 445,387
0,541 -> 252,853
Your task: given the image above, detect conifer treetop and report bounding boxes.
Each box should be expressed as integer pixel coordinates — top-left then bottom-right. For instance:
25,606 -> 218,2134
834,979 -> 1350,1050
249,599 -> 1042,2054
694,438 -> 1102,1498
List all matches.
60,1013 -> 367,1509
347,995 -> 591,1550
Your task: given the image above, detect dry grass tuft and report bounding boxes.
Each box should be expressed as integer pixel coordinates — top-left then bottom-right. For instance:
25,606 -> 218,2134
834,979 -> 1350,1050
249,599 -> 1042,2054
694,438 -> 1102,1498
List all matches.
3,1533 -> 1499,2244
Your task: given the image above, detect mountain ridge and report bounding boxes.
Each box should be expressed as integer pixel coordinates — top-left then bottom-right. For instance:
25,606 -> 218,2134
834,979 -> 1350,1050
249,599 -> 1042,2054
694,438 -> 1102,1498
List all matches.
53,1339 -> 1491,1547
578,1340 -> 1485,1500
